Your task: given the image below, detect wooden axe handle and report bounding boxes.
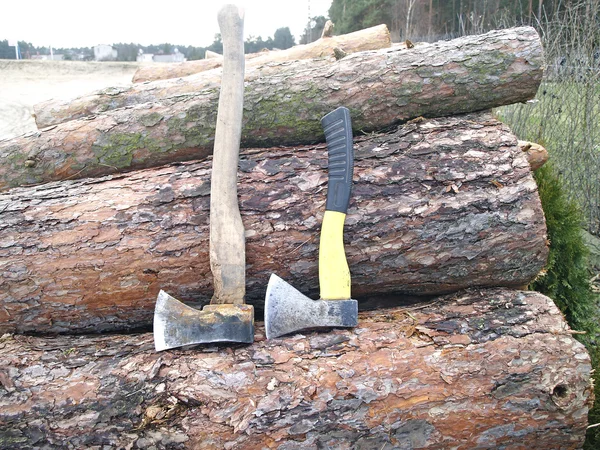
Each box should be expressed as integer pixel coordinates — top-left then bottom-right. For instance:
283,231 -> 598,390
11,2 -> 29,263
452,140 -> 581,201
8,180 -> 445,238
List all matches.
209,5 -> 246,304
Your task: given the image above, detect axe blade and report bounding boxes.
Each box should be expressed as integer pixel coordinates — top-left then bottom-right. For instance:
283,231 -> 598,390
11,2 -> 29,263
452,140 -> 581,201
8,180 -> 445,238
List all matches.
264,274 -> 358,339
154,290 -> 254,351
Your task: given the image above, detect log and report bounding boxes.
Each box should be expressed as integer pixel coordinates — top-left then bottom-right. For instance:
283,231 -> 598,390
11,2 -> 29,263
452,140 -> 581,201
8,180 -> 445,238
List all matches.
205,50 -> 221,59
130,24 -> 392,83
33,25 -> 541,131
0,289 -> 592,448
33,26 -> 538,130
0,113 -> 549,334
2,26 -> 544,191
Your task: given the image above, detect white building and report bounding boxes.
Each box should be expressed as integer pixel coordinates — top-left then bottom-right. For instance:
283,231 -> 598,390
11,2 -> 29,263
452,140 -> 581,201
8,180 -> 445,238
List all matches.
151,48 -> 186,63
93,44 -> 118,61
136,53 -> 154,62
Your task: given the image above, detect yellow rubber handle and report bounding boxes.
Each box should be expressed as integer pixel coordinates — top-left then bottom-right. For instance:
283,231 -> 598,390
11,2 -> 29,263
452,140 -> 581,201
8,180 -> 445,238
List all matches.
319,210 -> 351,300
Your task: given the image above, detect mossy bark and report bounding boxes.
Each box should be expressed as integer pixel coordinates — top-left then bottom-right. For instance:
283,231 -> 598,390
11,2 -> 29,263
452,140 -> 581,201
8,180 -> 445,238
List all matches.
0,290 -> 592,448
0,113 -> 548,334
0,27 -> 543,192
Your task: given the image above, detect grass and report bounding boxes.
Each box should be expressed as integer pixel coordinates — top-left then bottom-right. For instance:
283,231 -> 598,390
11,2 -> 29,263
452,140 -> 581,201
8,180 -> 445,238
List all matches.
498,79 -> 600,235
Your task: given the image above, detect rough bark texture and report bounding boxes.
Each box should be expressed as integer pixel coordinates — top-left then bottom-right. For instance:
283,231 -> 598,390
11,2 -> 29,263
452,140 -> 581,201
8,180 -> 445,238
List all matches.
0,289 -> 592,449
0,114 -> 549,334
0,27 -> 543,191
129,24 -> 392,83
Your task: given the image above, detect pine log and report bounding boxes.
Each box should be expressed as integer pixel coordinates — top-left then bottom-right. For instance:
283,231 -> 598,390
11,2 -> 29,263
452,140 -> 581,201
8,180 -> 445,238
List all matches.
205,50 -> 221,59
2,27 -> 544,192
0,114 -> 549,334
0,289 -> 592,449
34,28 -> 543,129
129,24 -> 392,83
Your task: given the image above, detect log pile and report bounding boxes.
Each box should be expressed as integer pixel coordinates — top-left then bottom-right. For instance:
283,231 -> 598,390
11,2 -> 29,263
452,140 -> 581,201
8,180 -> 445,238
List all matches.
0,25 -> 594,447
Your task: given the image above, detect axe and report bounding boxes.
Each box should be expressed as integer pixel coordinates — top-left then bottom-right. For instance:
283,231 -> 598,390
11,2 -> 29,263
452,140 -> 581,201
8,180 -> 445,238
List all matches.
264,107 -> 358,339
154,4 -> 253,351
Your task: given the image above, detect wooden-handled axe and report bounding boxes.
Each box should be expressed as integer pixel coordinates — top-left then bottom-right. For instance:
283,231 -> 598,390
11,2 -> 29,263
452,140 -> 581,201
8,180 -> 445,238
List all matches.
153,4 -> 253,351
264,107 -> 358,339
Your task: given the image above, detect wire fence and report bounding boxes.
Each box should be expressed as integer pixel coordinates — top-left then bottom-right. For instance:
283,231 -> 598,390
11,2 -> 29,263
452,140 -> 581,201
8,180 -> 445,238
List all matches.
497,0 -> 600,236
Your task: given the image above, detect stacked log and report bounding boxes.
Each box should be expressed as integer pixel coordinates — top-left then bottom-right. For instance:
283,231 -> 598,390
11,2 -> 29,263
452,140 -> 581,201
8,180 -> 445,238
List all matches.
0,25 -> 594,447
0,113 -> 548,334
1,26 -> 543,191
0,290 -> 593,448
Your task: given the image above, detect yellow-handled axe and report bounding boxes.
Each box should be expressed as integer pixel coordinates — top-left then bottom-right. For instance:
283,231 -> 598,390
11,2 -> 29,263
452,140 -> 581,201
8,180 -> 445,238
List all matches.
264,106 -> 358,339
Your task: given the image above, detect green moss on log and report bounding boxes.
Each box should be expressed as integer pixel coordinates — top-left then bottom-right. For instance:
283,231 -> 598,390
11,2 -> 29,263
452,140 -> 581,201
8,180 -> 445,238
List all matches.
92,133 -> 142,168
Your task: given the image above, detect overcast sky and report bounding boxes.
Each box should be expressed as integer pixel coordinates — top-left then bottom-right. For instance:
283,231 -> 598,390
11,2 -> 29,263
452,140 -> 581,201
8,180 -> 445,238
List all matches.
2,0 -> 333,49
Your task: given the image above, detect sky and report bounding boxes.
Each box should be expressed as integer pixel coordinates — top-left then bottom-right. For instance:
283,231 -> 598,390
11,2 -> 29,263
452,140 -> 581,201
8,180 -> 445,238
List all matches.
2,0 -> 333,49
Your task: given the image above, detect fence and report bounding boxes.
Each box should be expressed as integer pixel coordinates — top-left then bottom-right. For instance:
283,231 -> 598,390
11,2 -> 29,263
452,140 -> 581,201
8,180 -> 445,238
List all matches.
497,1 -> 600,236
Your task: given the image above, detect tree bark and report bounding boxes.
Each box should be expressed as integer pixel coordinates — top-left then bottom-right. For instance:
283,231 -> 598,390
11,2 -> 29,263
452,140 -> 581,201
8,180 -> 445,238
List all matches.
0,114 -> 549,334
1,26 -> 544,191
129,24 -> 392,83
0,289 -> 592,449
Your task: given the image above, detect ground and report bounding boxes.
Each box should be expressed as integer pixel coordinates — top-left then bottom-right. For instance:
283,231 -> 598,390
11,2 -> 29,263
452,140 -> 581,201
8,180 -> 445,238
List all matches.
0,60 -> 145,140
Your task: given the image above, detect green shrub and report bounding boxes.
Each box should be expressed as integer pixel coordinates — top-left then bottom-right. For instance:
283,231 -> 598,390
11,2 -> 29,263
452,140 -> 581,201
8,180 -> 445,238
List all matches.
530,163 -> 599,342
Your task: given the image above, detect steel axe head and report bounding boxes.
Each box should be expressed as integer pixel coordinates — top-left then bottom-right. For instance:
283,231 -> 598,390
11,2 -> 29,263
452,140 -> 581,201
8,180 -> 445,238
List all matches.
154,290 -> 254,351
264,274 -> 358,339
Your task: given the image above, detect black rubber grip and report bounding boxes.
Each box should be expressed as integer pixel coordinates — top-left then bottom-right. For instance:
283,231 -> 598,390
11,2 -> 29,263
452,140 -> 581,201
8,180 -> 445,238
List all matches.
321,107 -> 354,214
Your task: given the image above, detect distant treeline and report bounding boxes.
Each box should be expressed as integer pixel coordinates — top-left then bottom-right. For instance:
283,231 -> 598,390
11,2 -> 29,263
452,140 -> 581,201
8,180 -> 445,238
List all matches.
327,0 -> 600,43
0,26 -> 299,61
4,0 -> 599,61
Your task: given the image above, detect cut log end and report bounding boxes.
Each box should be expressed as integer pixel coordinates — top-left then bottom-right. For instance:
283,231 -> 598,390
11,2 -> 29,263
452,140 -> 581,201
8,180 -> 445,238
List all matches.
321,20 -> 335,38
519,139 -> 549,171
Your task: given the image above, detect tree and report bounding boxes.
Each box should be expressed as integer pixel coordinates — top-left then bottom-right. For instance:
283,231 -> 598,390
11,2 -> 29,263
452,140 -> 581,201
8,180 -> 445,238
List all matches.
244,35 -> 271,53
273,27 -> 295,49
159,43 -> 173,55
185,45 -> 206,60
113,43 -> 140,61
206,34 -> 223,54
299,15 -> 328,44
329,0 -> 395,35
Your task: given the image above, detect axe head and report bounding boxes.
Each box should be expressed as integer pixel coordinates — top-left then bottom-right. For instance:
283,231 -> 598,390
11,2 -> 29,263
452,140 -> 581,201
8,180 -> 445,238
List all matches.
264,274 -> 358,339
154,290 -> 254,351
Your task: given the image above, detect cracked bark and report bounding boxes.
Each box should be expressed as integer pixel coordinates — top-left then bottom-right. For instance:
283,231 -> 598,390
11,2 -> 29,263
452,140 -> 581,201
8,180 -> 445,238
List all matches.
0,289 -> 592,449
1,27 -> 543,191
0,113 -> 548,334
